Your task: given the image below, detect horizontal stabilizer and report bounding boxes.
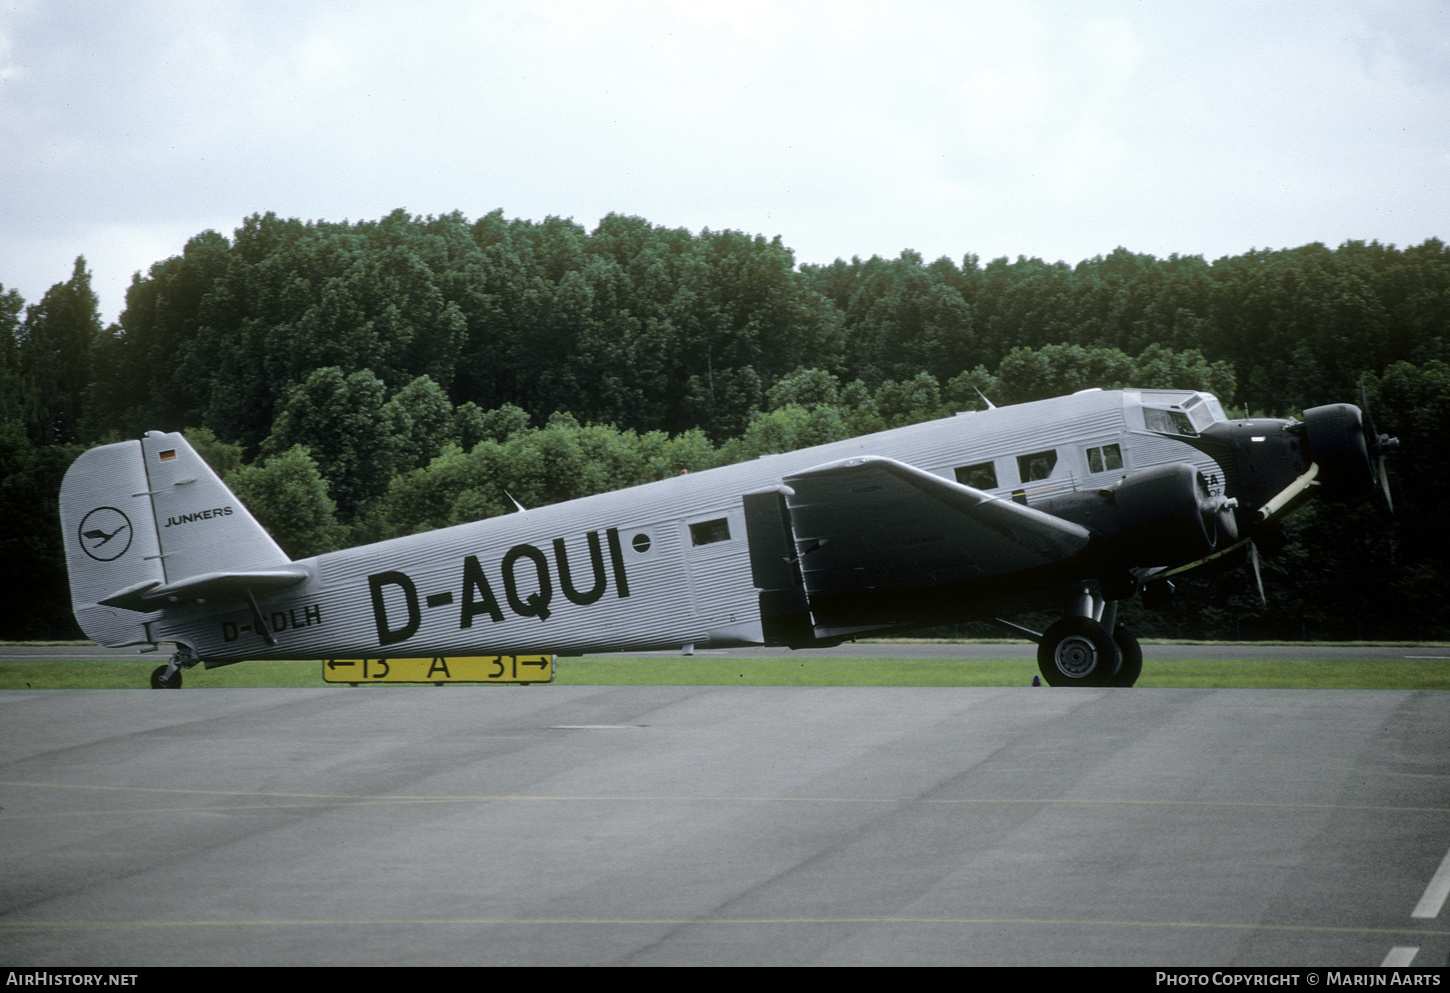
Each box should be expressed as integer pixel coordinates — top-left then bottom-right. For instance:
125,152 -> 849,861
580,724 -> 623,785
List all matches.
98,566 -> 310,612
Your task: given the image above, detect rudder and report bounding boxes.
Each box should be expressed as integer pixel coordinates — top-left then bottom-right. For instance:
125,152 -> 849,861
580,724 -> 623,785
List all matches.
139,431 -> 289,581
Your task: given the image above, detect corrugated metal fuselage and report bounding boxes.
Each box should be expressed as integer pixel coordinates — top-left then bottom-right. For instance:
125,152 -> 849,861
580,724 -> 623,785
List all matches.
145,389 -> 1227,661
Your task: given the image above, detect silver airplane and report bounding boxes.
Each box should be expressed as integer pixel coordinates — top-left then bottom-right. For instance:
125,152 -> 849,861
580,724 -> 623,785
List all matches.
59,387 -> 1394,688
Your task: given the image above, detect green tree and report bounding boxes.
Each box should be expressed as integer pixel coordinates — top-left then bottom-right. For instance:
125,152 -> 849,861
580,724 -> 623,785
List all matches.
683,363 -> 762,439
385,375 -> 455,472
377,441 -> 514,537
943,366 -> 1001,412
94,230 -> 234,436
717,404 -> 849,462
183,426 -> 246,479
0,284 -> 24,425
0,422 -> 84,637
838,378 -> 885,436
261,367 -> 395,518
1362,360 -> 1450,636
873,372 -> 946,428
454,402 -> 532,449
1131,343 -> 1236,399
17,257 -> 102,444
227,445 -> 344,559
766,368 -> 841,410
994,343 -> 1137,404
637,427 -> 717,478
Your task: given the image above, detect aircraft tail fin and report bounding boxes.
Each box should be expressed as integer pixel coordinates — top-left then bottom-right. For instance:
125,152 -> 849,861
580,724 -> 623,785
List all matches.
60,431 -> 295,646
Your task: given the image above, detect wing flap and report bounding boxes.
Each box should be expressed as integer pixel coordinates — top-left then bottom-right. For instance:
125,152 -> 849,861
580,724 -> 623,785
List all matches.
782,456 -> 1091,597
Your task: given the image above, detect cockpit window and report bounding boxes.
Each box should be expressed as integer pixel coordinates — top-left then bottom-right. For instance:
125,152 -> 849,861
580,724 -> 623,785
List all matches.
1181,395 -> 1218,432
1144,407 -> 1196,436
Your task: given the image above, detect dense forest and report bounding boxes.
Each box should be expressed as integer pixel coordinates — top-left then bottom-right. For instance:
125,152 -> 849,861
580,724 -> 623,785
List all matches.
4,208 -> 1448,641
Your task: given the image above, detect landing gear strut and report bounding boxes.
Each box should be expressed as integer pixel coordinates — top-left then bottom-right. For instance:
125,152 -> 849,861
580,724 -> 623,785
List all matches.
149,645 -> 201,689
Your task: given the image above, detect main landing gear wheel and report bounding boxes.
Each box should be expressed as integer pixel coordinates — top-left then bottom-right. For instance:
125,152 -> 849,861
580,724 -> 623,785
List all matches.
150,665 -> 182,689
1037,616 -> 1121,687
1109,624 -> 1143,688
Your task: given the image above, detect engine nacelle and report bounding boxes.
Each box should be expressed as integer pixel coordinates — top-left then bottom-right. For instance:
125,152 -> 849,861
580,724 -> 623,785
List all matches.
1302,403 -> 1375,502
1039,462 -> 1237,569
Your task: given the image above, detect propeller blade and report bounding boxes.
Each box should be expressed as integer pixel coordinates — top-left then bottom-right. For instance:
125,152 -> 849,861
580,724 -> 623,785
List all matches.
1249,540 -> 1266,606
1359,385 -> 1398,516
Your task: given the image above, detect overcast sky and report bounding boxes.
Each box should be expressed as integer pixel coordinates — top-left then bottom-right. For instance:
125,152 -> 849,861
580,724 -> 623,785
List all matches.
3,0 -> 1448,326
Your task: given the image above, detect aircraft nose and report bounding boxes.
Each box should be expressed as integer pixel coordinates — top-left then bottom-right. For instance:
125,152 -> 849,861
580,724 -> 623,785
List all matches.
1300,402 -> 1396,505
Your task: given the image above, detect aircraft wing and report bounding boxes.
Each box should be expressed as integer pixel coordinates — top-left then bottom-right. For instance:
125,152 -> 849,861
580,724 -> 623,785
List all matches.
781,456 -> 1092,597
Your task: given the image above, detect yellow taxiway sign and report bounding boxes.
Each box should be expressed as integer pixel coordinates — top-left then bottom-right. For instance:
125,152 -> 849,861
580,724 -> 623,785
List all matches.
323,655 -> 553,684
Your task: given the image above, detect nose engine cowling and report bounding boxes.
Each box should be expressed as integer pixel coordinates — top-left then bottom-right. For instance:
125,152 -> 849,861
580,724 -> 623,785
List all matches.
1301,402 -> 1397,505
1301,403 -> 1373,501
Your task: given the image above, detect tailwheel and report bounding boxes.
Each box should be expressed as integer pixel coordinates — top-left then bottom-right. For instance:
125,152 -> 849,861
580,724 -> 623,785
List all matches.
1109,624 -> 1143,687
149,645 -> 199,688
1037,616 -> 1121,687
150,664 -> 182,689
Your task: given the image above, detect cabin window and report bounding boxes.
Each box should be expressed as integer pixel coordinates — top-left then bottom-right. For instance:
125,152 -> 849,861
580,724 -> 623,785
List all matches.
1017,450 -> 1057,482
689,518 -> 732,546
1086,444 -> 1123,474
954,461 -> 998,489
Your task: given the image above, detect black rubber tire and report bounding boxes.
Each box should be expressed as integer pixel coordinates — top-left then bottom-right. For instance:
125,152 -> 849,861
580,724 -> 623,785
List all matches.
1037,617 -> 1120,687
149,665 -> 182,689
1109,624 -> 1143,687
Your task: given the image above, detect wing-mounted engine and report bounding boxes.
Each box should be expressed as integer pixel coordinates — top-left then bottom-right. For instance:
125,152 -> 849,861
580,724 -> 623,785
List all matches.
1036,462 -> 1238,569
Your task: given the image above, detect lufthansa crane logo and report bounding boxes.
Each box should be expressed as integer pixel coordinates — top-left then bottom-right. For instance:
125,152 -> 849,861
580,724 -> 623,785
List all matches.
79,507 -> 133,562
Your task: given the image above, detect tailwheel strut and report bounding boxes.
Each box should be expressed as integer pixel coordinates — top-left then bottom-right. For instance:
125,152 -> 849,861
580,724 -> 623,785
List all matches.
149,645 -> 201,689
